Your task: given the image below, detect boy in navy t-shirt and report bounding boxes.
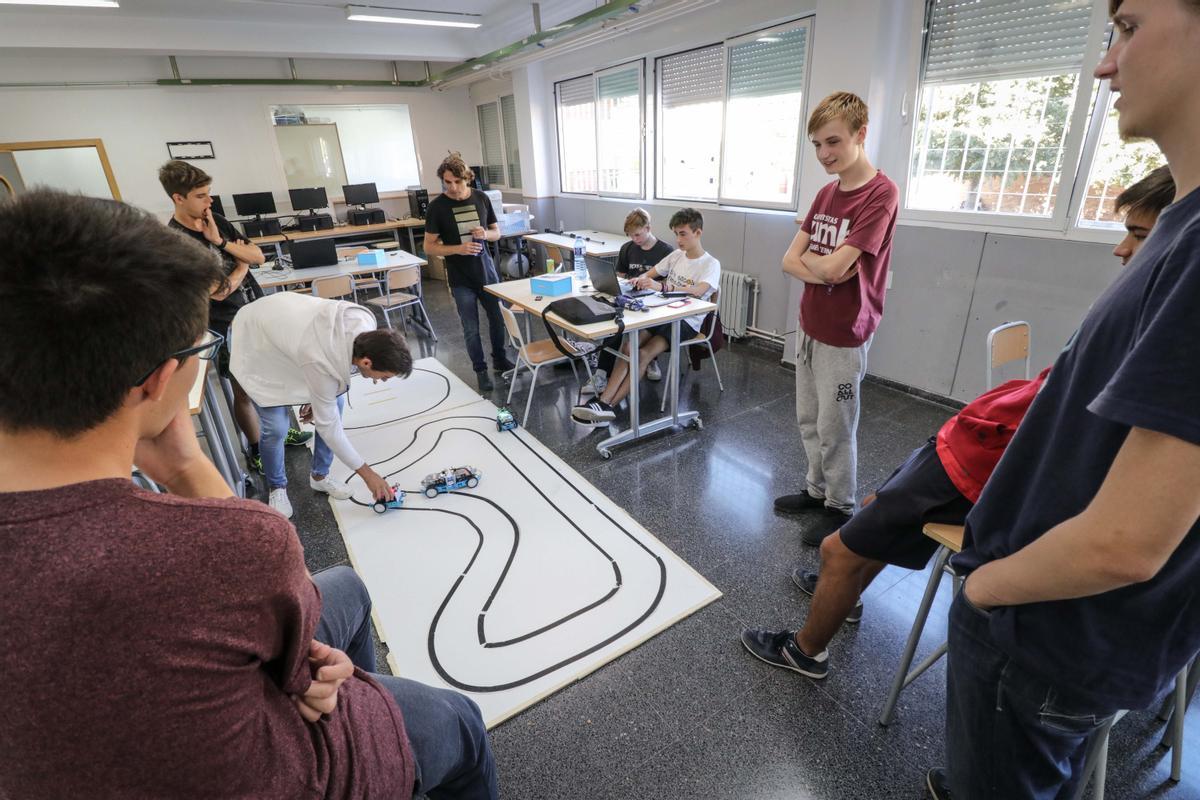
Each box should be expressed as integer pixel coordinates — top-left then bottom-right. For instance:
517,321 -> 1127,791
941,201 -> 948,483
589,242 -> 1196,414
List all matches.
927,2 -> 1200,797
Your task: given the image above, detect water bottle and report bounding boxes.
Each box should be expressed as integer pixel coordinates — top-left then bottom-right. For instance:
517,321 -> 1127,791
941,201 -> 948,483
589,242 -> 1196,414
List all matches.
573,234 -> 587,290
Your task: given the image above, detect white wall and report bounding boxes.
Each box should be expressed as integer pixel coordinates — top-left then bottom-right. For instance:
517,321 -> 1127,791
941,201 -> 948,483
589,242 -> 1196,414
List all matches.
0,53 -> 481,218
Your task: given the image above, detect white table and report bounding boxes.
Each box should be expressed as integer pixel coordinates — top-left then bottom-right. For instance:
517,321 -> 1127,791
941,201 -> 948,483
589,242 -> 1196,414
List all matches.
485,278 -> 715,458
524,229 -> 627,259
254,249 -> 427,290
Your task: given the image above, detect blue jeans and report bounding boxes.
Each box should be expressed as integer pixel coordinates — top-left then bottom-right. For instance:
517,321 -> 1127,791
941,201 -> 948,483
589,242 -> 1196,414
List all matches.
312,567 -> 498,800
451,284 -> 509,373
945,592 -> 1118,799
257,395 -> 343,489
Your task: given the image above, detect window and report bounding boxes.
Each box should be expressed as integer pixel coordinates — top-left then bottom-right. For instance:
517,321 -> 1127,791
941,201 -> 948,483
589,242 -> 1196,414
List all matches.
1075,90 -> 1165,227
555,61 -> 643,197
906,0 -> 1107,225
271,104 -> 420,200
655,19 -> 812,209
476,95 -> 522,190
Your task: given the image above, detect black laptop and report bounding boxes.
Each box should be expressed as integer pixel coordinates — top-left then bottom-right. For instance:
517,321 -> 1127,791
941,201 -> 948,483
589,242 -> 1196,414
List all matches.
289,238 -> 339,269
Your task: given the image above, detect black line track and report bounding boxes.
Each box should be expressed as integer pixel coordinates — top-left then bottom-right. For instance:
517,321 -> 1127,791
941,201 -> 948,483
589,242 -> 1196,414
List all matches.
343,367 -> 451,431
346,412 -> 667,693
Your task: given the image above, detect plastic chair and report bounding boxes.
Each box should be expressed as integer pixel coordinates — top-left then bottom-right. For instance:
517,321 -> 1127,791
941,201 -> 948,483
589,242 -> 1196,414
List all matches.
312,274 -> 357,302
499,303 -> 591,424
659,289 -> 724,412
366,266 -> 437,341
987,321 -> 1030,388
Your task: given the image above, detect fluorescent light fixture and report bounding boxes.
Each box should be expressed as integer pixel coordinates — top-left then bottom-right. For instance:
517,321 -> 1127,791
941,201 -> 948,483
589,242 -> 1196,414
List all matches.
345,4 -> 481,28
0,0 -> 118,5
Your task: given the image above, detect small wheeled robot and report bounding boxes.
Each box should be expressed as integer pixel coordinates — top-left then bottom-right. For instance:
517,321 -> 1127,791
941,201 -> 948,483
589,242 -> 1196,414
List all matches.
372,486 -> 406,514
421,466 -> 481,498
496,407 -> 518,432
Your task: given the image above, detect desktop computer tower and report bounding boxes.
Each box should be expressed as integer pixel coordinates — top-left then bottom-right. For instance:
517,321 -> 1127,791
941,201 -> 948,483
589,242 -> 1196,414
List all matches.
242,218 -> 282,238
348,207 -> 385,226
299,213 -> 334,232
408,188 -> 429,219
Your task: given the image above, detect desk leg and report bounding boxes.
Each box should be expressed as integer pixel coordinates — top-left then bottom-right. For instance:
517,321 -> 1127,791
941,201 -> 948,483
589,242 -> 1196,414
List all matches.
669,320 -> 681,424
627,329 -> 641,435
204,368 -> 247,497
198,393 -> 234,492
407,226 -> 417,255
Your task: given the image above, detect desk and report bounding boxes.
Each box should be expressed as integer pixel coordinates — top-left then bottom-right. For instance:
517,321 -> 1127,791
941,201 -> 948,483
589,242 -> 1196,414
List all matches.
524,229 -> 627,259
254,249 -> 426,290
250,218 -> 426,256
485,278 -> 714,458
188,361 -> 247,496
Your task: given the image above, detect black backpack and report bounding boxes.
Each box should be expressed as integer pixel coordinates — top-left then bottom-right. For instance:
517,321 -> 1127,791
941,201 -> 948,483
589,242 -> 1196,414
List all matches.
541,296 -> 625,360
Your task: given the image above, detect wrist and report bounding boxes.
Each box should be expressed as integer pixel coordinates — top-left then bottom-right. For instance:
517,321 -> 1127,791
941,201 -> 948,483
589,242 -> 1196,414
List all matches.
164,458 -> 231,498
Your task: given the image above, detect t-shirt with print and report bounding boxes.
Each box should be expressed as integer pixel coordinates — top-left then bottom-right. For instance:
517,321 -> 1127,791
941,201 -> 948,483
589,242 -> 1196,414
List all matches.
168,213 -> 263,334
424,189 -> 498,289
798,170 -> 899,347
650,249 -> 720,332
952,186 -> 1200,712
0,479 -> 415,799
616,238 -> 674,278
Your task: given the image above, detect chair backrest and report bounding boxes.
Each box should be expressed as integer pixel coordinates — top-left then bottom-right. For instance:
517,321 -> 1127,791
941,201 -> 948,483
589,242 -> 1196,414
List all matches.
385,265 -> 421,292
498,303 -> 525,347
987,321 -> 1030,388
312,274 -> 355,299
544,244 -> 570,272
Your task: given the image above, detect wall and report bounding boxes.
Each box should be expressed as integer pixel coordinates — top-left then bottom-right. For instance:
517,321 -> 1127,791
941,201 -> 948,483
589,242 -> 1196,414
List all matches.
0,53 -> 480,219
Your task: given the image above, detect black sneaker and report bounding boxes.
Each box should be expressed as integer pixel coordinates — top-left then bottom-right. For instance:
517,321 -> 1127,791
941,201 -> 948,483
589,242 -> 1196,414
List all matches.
925,769 -> 952,800
493,357 -> 516,374
801,508 -> 851,546
790,569 -> 864,623
774,492 -> 827,513
739,628 -> 829,679
476,370 -> 494,393
571,400 -> 616,424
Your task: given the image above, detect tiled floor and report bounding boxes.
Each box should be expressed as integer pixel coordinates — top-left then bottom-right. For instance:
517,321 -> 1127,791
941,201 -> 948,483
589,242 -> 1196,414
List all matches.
273,279 -> 1199,800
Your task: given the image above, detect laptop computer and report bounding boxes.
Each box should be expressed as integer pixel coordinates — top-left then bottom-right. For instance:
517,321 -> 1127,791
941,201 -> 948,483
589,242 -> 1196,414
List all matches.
289,238 -> 339,269
585,255 -> 655,300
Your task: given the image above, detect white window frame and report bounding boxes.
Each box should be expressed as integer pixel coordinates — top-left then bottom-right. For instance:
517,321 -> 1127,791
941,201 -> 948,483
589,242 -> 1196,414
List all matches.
554,59 -> 646,199
899,0 -> 1114,236
654,17 -> 814,212
476,97 -> 515,190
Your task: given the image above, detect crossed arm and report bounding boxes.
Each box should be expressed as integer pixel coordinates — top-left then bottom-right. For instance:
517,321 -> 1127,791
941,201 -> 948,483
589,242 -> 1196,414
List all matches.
782,229 -> 861,285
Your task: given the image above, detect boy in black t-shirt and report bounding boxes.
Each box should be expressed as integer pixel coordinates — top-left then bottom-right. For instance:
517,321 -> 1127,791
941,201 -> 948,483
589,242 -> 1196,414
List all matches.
423,154 -> 514,393
158,161 -> 311,473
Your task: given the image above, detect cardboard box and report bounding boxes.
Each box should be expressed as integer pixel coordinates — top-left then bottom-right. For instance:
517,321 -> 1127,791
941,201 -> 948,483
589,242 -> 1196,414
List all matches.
424,253 -> 448,281
531,273 -> 572,296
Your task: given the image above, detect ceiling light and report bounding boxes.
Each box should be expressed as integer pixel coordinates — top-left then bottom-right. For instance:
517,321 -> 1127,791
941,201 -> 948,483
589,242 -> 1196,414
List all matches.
345,4 -> 481,28
0,0 -> 118,5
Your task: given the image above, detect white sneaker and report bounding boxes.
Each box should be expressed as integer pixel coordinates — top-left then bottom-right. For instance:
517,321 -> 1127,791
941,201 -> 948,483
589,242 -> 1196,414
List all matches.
310,476 -> 353,500
646,359 -> 662,382
269,488 -> 294,519
580,371 -> 608,398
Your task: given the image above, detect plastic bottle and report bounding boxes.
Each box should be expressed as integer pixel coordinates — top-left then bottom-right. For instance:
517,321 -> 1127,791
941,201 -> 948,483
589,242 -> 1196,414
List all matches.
573,234 -> 587,290
546,258 -> 555,274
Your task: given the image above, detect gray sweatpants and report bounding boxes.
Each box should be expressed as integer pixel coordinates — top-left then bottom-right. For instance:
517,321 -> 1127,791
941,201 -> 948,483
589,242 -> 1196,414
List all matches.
794,332 -> 871,513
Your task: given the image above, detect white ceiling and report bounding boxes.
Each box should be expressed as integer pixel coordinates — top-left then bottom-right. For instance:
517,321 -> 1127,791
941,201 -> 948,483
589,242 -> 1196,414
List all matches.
0,0 -> 598,62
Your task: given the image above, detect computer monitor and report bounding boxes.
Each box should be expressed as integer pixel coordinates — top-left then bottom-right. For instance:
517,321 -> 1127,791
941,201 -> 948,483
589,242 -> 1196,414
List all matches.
210,194 -> 226,218
342,182 -> 379,207
289,238 -> 339,270
232,191 -> 276,218
469,167 -> 487,190
288,187 -> 328,214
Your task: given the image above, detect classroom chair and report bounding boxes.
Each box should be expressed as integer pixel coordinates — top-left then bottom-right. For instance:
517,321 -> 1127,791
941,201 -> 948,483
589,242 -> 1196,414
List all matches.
987,320 -> 1031,388
366,265 -> 436,341
312,274 -> 357,303
659,290 -> 724,412
499,303 -> 592,424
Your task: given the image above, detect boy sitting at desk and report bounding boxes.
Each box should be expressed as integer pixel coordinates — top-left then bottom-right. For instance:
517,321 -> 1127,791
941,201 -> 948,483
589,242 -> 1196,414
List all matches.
571,208 -> 719,425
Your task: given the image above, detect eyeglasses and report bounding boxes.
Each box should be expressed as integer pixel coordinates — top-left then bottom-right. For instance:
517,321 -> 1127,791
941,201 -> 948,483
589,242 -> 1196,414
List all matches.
133,329 -> 225,387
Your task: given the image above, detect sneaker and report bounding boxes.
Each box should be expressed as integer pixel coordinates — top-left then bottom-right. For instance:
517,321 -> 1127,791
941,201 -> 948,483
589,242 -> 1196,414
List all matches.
646,359 -> 662,382
310,475 -> 353,500
247,454 -> 264,475
268,488 -> 293,519
925,769 -> 952,800
579,371 -> 608,398
774,492 -> 827,513
476,370 -> 494,393
493,356 -> 516,374
801,508 -> 852,546
790,569 -> 864,623
739,628 -> 829,679
571,400 -> 616,424
285,428 -> 313,447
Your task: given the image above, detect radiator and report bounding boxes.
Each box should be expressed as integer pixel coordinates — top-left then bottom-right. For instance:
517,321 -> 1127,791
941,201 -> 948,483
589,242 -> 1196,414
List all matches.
717,270 -> 756,338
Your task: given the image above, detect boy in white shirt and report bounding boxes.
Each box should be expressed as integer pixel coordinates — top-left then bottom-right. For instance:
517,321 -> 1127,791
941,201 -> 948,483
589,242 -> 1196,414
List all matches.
571,208 -> 719,424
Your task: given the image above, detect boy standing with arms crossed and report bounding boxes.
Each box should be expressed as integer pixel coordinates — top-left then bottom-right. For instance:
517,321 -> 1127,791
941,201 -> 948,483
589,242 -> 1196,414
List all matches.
775,92 -> 899,545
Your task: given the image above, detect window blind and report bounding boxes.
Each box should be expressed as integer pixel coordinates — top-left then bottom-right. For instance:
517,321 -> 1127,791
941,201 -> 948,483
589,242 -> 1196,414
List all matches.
728,24 -> 808,99
500,94 -> 521,189
476,103 -> 505,187
598,67 -> 640,101
660,44 -> 724,108
557,75 -> 595,107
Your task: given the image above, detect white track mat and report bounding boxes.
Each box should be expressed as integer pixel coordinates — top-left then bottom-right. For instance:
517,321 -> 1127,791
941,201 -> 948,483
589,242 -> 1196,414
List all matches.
324,359 -> 722,727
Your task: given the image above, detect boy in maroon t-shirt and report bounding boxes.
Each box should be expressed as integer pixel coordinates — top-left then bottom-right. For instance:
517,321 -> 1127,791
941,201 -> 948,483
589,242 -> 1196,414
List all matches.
0,191 -> 497,800
741,167 -> 1175,682
773,92 -> 900,545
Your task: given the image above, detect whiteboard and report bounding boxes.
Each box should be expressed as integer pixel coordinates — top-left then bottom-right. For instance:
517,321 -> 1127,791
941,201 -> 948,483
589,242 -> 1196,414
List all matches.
13,146 -> 114,199
273,123 -> 348,205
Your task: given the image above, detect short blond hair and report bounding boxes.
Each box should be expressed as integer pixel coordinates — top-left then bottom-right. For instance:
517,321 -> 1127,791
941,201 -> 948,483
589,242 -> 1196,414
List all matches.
623,208 -> 651,235
807,91 -> 869,136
